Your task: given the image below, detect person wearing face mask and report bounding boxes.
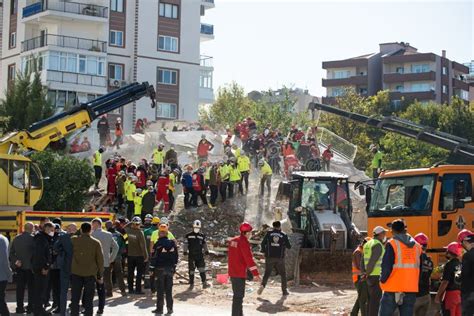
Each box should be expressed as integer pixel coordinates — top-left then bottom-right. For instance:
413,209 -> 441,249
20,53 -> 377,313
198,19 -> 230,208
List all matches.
228,222 -> 261,316
458,229 -> 474,316
32,222 -> 54,316
435,242 -> 462,316
379,219 -> 422,316
183,220 -> 209,290
361,225 -> 387,316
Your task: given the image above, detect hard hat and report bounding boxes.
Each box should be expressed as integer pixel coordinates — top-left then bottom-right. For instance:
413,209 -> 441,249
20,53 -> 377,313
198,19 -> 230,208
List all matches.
232,144 -> 238,149
239,222 -> 253,233
193,220 -> 201,228
117,117 -> 121,122
198,167 -> 205,173
229,157 -> 236,163
457,229 -> 474,244
258,160 -> 264,166
131,216 -> 142,224
201,134 -> 206,139
173,169 -> 180,174
159,223 -> 169,232
373,226 -> 388,235
145,214 -> 153,220
160,217 -> 169,225
146,180 -> 153,186
414,233 -> 429,246
225,147 -> 231,153
152,217 -> 161,224
369,144 -> 377,151
132,176 -> 138,182
445,242 -> 462,257
240,150 -> 246,156
158,143 -> 164,148
219,160 -> 225,165
136,188 -> 143,194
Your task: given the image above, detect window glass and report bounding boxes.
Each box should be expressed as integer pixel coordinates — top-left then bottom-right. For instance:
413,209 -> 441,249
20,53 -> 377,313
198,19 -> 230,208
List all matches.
159,2 -> 178,18
10,160 -> 26,190
87,57 -> 97,75
49,52 -> 59,70
47,90 -> 56,107
57,91 -> 66,107
67,53 -> 77,72
79,55 -> 86,73
157,103 -> 177,118
116,32 -> 123,46
301,179 -> 335,211
440,174 -> 472,211
412,64 -> 430,73
30,163 -> 42,189
0,159 -> 8,176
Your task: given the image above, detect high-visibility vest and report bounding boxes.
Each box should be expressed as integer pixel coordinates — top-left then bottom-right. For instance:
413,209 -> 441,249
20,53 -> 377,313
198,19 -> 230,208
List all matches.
152,149 -> 165,164
380,238 -> 422,293
363,238 -> 384,276
169,173 -> 176,192
205,168 -> 211,181
237,156 -> 250,172
134,194 -> 142,215
233,148 -> 241,158
352,246 -> 363,283
93,151 -> 102,166
219,165 -> 230,181
229,167 -> 241,181
126,183 -> 136,201
260,162 -> 273,177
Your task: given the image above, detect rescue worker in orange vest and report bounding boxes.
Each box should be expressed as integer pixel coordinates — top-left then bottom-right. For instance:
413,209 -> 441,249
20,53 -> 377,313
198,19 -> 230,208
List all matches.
351,237 -> 370,316
379,219 -> 422,316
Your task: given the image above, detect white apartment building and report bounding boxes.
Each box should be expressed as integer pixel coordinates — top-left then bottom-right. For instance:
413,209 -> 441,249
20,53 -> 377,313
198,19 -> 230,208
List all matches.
0,0 -> 215,134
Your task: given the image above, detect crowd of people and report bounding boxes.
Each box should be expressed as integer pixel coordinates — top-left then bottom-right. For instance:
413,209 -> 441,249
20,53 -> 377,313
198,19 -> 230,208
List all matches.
351,219 -> 474,316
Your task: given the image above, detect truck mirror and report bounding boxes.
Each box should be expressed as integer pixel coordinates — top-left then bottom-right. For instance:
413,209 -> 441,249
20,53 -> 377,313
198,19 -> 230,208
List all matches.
365,187 -> 372,207
358,185 -> 365,196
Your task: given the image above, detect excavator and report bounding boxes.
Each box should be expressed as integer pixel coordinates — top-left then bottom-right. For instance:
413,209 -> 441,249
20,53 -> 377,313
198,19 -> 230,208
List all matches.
0,82 -> 156,211
280,101 -> 474,283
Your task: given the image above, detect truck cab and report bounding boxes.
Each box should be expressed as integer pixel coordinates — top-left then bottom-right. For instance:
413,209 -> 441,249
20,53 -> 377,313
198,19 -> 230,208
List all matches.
367,165 -> 474,268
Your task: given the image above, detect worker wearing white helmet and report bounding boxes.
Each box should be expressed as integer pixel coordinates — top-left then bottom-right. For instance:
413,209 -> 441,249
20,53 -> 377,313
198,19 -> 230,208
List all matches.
183,220 -> 210,289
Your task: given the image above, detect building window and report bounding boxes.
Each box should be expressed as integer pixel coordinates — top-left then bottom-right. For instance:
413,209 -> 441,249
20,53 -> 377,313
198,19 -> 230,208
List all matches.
158,35 -> 178,52
7,64 -> 16,82
109,64 -> 124,80
333,70 -> 350,79
10,0 -> 17,15
157,103 -> 177,119
395,85 -> 404,92
109,30 -> 124,47
439,174 -> 472,211
442,85 -> 447,94
330,87 -> 344,97
395,67 -> 404,74
411,64 -> 430,73
411,83 -> 431,92
159,2 -> 178,19
111,0 -> 124,12
200,70 -> 213,89
158,68 -> 177,85
9,32 -> 16,48
442,66 -> 447,75
43,51 -> 105,76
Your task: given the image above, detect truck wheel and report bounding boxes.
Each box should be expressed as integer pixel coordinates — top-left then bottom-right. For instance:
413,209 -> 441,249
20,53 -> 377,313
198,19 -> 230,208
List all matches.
285,232 -> 304,280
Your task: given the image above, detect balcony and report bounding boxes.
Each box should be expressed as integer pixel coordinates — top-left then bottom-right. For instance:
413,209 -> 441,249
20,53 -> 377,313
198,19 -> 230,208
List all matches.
22,1 -> 108,23
201,0 -> 215,9
200,23 -> 214,41
383,53 -> 436,64
322,75 -> 368,87
200,55 -> 213,68
45,70 -> 107,88
322,59 -> 368,69
389,90 -> 436,101
22,34 -> 107,53
452,78 -> 469,91
383,71 -> 436,83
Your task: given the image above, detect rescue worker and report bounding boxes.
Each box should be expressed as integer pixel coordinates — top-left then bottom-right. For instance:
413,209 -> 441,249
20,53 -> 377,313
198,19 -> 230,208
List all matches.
228,222 -> 260,316
218,160 -> 230,202
126,176 -> 137,219
181,166 -> 194,209
351,237 -> 370,316
97,115 -> 110,147
152,143 -> 165,174
458,229 -> 474,315
93,146 -> 105,189
258,221 -> 291,296
141,182 -> 156,219
143,214 -> 156,290
150,224 -> 178,315
164,147 -> 178,170
208,163 -> 219,208
228,158 -> 241,198
379,219 -> 422,316
435,242 -> 462,316
258,159 -> 273,196
361,225 -> 387,316
237,151 -> 251,194
183,220 -> 210,290
369,144 -> 383,178
232,144 -> 241,158
192,167 -> 207,207
414,233 -> 433,316
134,188 -> 143,218
168,169 -> 179,211
197,134 -> 215,165
124,217 -> 148,295
321,144 -> 334,172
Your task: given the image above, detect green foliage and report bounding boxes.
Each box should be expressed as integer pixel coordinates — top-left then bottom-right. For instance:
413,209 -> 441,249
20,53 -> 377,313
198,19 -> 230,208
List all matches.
0,58 -> 53,133
31,151 -> 94,212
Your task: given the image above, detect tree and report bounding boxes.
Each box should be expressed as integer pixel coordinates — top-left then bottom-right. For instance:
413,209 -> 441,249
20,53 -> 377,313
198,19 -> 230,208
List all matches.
31,151 -> 95,212
0,57 -> 53,133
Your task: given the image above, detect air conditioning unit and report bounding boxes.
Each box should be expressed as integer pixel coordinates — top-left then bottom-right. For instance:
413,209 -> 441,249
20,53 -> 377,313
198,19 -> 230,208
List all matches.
108,79 -> 127,88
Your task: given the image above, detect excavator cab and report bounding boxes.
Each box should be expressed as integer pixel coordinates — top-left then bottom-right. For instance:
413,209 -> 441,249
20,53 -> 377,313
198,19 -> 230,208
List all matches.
0,154 -> 43,209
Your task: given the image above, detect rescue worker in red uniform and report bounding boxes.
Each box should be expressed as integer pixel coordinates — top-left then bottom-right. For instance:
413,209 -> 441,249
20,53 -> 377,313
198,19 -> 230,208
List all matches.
379,219 -> 422,316
228,222 -> 260,316
197,135 -> 214,165
155,170 -> 170,212
191,167 -> 207,207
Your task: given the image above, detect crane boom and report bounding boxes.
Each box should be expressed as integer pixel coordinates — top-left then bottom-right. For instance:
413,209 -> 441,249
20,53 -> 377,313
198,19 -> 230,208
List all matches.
308,102 -> 474,164
0,82 -> 156,154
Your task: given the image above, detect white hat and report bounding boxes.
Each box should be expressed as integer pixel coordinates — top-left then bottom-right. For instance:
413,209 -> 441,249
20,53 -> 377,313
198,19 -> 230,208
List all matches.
193,220 -> 201,228
373,226 -> 388,235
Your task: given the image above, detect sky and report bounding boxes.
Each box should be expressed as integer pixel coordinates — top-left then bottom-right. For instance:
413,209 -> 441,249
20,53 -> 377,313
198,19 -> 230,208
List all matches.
201,0 -> 474,96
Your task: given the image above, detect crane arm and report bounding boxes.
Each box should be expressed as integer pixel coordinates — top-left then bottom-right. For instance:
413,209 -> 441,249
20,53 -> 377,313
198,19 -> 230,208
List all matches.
308,102 -> 474,163
0,82 -> 156,154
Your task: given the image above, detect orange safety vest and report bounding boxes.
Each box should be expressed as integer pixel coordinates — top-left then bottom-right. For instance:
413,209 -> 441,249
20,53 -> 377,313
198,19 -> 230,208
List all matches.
380,238 -> 422,293
352,246 -> 363,283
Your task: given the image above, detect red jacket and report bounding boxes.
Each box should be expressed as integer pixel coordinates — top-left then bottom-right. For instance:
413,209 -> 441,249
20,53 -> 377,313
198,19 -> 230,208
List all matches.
228,234 -> 259,278
197,140 -> 213,157
156,175 -> 170,193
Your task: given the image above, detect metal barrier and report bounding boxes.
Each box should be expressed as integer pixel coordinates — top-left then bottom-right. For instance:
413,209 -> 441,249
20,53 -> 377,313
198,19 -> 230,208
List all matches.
316,127 -> 358,162
22,34 -> 107,53
22,0 -> 108,19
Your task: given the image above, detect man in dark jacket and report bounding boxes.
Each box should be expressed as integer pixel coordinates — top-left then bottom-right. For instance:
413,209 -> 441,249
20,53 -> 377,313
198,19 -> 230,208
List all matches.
32,222 -> 54,316
164,147 -> 178,170
459,230 -> 474,316
151,224 -> 178,315
258,221 -> 291,296
9,222 -> 35,314
54,224 -> 77,316
97,115 -> 110,146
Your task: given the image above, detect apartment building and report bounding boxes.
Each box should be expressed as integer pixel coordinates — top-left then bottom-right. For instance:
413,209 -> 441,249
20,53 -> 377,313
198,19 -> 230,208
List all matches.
322,42 -> 470,107
0,0 -> 215,134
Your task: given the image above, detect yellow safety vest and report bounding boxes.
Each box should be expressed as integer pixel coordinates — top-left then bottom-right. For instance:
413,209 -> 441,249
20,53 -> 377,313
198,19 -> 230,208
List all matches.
233,148 -> 241,158
237,156 -> 250,172
169,173 -> 176,192
126,183 -> 136,201
229,167 -> 241,181
153,149 -> 165,164
205,168 -> 211,181
93,151 -> 102,166
363,238 -> 385,276
134,194 -> 143,215
260,162 -> 273,177
219,165 -> 230,181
